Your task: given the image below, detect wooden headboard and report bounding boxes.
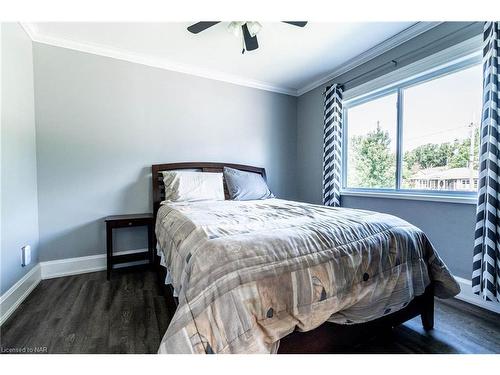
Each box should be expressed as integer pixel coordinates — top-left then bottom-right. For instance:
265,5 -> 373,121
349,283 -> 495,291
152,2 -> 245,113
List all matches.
151,162 -> 267,219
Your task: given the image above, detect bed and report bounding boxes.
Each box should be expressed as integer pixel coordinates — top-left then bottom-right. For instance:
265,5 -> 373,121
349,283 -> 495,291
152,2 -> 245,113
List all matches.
151,162 -> 460,354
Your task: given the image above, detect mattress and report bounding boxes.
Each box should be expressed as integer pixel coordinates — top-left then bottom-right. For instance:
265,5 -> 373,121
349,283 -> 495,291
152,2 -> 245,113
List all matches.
155,198 -> 460,354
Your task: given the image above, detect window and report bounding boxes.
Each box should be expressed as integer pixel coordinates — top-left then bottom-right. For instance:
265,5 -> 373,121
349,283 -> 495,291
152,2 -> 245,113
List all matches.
344,58 -> 483,198
346,93 -> 397,189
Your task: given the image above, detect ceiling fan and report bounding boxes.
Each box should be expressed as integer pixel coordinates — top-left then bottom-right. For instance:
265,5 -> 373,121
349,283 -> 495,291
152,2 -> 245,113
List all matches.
187,21 -> 308,54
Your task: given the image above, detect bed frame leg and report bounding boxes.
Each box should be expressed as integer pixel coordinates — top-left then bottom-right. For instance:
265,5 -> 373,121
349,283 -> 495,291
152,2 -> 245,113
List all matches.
420,286 -> 434,331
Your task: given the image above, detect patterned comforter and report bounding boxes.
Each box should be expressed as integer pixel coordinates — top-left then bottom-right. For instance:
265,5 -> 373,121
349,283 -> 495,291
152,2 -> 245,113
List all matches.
155,198 -> 460,354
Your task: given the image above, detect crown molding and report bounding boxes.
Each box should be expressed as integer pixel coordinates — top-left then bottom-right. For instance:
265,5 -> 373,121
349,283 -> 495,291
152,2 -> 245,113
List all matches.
19,22 -> 298,96
296,22 -> 442,96
20,22 -> 37,40
20,22 -> 440,98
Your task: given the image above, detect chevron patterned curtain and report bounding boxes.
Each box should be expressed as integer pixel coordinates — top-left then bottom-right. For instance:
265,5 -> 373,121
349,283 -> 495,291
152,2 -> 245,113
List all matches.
322,84 -> 343,207
473,21 -> 500,302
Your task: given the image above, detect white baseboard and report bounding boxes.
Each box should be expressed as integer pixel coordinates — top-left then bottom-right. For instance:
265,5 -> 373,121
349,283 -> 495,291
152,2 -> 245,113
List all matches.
453,275 -> 500,314
40,248 -> 149,279
0,264 -> 42,325
0,248 -> 148,326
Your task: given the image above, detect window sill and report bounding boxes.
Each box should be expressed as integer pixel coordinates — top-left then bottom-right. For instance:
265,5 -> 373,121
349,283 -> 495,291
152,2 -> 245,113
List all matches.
340,190 -> 478,205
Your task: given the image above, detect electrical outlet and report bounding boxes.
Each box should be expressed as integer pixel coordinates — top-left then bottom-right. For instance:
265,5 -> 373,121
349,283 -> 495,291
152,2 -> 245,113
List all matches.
21,245 -> 31,267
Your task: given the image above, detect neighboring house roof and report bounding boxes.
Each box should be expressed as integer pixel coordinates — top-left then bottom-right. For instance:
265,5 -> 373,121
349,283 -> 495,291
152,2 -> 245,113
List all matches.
409,167 -> 478,180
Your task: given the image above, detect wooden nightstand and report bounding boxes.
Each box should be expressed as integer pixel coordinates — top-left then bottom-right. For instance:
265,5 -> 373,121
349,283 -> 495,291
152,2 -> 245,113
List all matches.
104,213 -> 154,280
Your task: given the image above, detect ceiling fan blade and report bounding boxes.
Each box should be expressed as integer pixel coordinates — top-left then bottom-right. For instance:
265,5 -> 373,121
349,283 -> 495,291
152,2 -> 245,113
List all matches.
242,23 -> 259,51
187,22 -> 220,34
282,21 -> 308,27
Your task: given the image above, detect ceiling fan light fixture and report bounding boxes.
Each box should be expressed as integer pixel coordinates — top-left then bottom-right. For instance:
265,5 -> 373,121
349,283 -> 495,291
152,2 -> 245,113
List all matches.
227,21 -> 245,37
227,21 -> 262,38
188,20 -> 307,54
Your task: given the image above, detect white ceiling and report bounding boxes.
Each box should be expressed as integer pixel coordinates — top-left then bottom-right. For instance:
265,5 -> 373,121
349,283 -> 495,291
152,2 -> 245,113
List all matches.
26,22 -> 424,95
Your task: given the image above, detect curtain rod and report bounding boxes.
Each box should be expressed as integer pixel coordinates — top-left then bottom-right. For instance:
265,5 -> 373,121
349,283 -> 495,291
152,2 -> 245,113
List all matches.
336,23 -> 481,89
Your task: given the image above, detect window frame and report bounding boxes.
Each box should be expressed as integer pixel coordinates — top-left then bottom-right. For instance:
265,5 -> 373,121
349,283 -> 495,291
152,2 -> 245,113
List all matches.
341,54 -> 482,204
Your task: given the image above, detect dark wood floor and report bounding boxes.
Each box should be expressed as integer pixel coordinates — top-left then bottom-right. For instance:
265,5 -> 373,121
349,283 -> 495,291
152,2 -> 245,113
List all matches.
1,268 -> 499,354
0,267 -> 169,354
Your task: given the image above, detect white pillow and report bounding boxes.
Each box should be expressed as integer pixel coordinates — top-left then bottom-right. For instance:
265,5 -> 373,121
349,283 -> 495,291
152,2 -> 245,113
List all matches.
162,171 -> 224,203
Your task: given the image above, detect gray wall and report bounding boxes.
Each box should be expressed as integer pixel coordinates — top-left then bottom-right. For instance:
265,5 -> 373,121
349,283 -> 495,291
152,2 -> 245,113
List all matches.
341,196 -> 475,279
1,23 -> 39,294
33,43 -> 297,262
295,26 -> 481,280
297,87 -> 324,204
